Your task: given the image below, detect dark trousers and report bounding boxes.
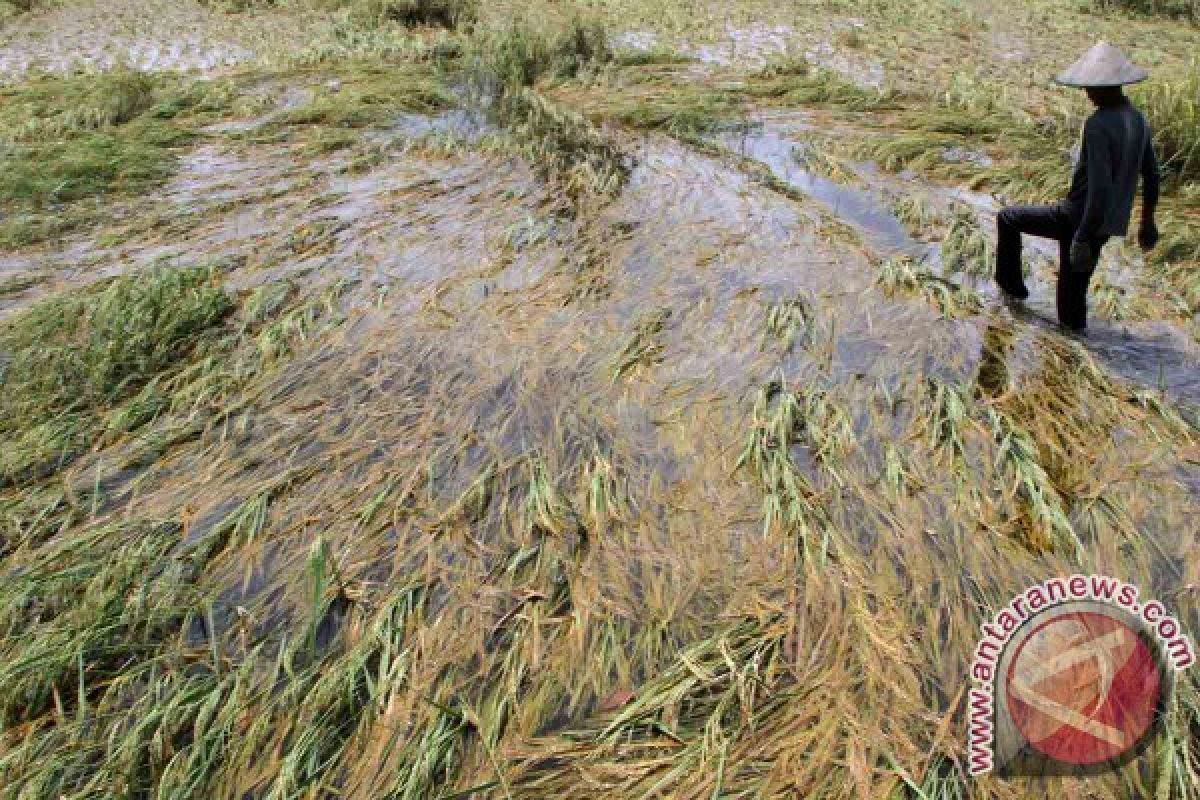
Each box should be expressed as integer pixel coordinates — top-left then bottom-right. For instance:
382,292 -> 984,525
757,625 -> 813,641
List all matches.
994,204 -> 1108,330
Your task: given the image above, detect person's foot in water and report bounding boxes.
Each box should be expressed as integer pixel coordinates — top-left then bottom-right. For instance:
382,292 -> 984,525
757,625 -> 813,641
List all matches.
997,283 -> 1028,303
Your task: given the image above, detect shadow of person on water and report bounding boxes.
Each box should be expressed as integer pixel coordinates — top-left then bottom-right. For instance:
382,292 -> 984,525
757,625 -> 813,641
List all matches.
990,296 -> 1199,412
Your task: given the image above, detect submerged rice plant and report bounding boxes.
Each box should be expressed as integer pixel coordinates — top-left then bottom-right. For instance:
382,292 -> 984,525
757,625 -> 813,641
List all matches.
921,377 -> 972,463
1092,271 -> 1133,320
763,293 -> 813,352
890,192 -> 943,239
876,256 -> 983,317
939,206 -> 993,277
795,141 -> 858,184
611,308 -> 671,380
748,58 -> 899,111
608,82 -> 739,138
501,88 -> 628,199
985,407 -> 1083,557
735,380 -> 846,552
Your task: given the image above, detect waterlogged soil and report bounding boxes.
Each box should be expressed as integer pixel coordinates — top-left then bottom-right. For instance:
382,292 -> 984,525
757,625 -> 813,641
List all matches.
614,21 -> 886,88
35,114 -> 1195,762
717,121 -> 921,253
12,103 -> 1196,509
716,116 -> 1200,408
4,95 -> 1198,427
0,0 -> 300,80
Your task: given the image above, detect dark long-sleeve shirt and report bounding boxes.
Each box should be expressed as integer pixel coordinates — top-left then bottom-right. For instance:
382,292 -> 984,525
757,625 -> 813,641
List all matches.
1063,99 -> 1159,244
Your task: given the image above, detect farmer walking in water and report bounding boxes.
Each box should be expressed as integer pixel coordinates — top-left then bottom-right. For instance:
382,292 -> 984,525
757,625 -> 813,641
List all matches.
994,42 -> 1160,331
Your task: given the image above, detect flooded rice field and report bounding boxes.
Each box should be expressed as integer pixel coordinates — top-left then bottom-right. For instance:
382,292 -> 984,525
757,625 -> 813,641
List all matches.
0,1 -> 1198,798
0,0 -> 273,79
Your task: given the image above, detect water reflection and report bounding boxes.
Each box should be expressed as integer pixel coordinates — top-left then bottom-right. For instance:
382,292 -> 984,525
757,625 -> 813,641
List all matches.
1004,300 -> 1200,410
716,125 -> 926,254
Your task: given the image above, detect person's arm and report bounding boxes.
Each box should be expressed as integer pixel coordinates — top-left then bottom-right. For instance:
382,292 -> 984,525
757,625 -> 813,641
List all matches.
1139,130 -> 1160,250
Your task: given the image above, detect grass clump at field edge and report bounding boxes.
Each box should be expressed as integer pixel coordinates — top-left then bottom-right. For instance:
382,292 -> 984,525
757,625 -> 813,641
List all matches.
1135,61 -> 1200,186
0,266 -> 232,484
199,0 -> 477,26
1094,0 -> 1199,20
270,63 -> 455,129
0,69 -> 200,247
0,0 -> 51,18
0,68 -> 157,140
467,14 -> 629,200
346,0 -> 478,28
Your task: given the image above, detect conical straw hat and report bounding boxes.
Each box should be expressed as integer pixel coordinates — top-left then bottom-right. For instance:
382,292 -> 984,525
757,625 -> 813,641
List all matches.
1055,41 -> 1148,87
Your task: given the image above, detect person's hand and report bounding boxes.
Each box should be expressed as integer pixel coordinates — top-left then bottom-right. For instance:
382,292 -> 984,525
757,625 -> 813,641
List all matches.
1138,220 -> 1159,252
1069,239 -> 1093,273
